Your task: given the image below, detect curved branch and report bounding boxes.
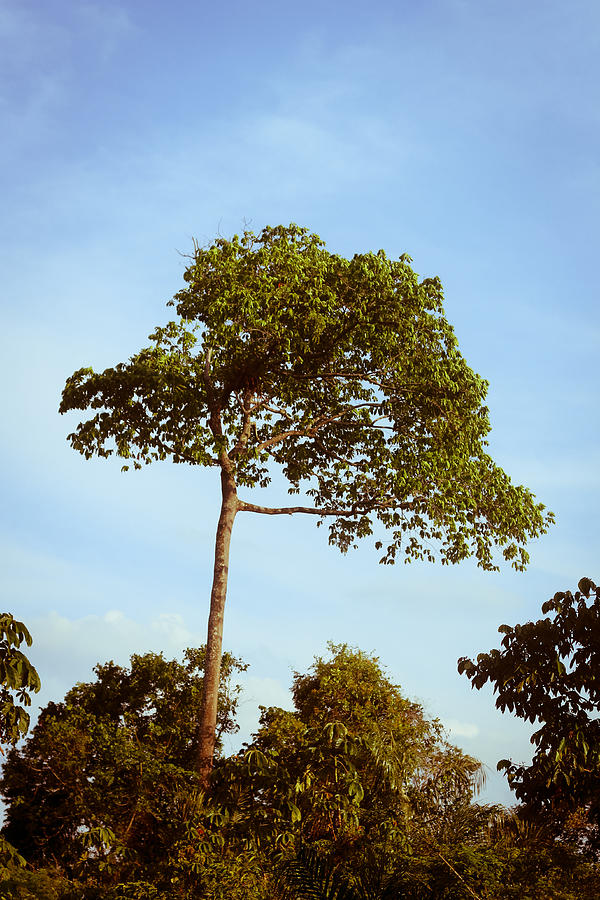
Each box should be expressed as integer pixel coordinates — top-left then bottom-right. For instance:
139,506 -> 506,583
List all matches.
255,428 -> 309,452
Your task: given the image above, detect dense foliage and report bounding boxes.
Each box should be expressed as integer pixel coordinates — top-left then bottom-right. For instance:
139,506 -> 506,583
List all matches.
0,614 -> 41,879
2,643 -> 599,898
1,648 -> 245,879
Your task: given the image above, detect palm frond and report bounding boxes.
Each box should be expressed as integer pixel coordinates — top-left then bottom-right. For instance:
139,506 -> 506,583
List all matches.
280,847 -> 366,900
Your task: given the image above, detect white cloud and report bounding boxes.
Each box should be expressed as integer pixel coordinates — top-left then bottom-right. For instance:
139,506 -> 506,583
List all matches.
32,607 -> 194,666
444,718 -> 480,740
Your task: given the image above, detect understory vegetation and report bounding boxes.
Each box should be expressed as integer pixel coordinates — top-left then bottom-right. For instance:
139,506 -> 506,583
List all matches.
1,641 -> 599,899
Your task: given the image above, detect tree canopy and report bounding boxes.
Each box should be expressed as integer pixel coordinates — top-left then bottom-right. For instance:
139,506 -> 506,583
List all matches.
61,224 -> 551,571
214,643 -> 488,860
0,647 -> 245,875
0,614 -> 40,877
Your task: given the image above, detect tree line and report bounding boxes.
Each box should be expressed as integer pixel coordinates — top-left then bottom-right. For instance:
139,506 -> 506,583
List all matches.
1,581 -> 600,898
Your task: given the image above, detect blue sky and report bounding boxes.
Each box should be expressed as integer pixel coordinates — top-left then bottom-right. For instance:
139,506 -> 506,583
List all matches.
1,0 -> 599,805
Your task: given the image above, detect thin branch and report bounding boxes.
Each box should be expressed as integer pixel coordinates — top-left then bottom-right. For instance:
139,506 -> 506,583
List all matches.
124,805 -> 138,838
255,428 -> 310,452
254,404 -> 382,453
260,402 -> 294,420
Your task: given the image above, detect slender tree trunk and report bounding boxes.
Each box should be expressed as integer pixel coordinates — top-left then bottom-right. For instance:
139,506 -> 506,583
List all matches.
196,467 -> 239,788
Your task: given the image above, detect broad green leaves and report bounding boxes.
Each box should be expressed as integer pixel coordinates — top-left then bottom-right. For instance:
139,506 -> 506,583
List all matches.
4,641 -> 600,897
0,614 -> 40,749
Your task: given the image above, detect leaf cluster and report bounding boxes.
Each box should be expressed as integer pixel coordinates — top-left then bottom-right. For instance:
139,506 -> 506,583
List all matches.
209,645 -> 486,881
0,614 -> 40,748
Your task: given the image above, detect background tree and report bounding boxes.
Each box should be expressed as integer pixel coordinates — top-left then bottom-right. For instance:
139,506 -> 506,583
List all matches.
0,647 -> 245,884
458,577 -> 600,840
60,224 -> 553,786
211,644 -> 600,900
211,644 -> 499,898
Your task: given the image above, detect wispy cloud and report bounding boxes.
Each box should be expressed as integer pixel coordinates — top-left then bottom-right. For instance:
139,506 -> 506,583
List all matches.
0,2 -> 66,65
75,2 -> 135,61
25,606 -> 293,757
444,718 -> 480,740
0,1 -> 134,164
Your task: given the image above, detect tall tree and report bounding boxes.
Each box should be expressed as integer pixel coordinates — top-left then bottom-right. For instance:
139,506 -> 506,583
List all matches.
215,645 -> 485,845
60,224 -> 553,786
